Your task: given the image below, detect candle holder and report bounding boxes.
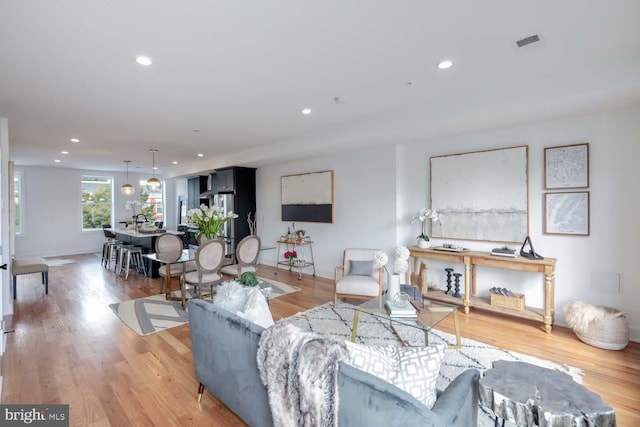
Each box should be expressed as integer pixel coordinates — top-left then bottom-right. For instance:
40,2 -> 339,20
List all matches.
444,268 -> 454,295
453,273 -> 462,298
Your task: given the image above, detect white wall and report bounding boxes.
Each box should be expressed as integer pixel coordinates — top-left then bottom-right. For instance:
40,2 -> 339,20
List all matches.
257,144 -> 398,278
257,106 -> 640,341
14,166 -> 156,257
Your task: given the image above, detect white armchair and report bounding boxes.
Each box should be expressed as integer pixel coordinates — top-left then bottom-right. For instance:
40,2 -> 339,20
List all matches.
334,248 -> 384,306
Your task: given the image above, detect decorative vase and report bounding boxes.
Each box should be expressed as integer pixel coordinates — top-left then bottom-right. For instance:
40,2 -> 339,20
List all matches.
417,238 -> 430,249
388,273 -> 401,300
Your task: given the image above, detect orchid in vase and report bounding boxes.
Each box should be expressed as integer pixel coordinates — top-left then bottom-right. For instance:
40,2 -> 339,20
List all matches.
187,204 -> 238,240
410,208 -> 440,247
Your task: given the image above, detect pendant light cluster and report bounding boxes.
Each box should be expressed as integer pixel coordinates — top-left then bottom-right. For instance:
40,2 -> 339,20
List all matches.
121,160 -> 135,195
121,149 -> 162,196
146,148 -> 162,192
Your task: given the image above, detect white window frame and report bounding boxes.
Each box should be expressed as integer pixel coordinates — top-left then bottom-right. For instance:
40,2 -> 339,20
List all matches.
81,175 -> 114,231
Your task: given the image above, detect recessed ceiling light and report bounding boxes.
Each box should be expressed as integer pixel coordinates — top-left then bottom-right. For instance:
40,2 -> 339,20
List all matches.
301,108 -> 312,115
172,161 -> 178,165
197,153 -> 204,157
70,138 -> 80,143
54,159 -> 61,163
192,129 -> 201,133
135,55 -> 153,66
437,59 -> 453,70
61,151 -> 69,155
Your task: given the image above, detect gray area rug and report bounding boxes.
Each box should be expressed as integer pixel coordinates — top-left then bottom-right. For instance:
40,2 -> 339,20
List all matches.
281,302 -> 583,427
109,277 -> 300,336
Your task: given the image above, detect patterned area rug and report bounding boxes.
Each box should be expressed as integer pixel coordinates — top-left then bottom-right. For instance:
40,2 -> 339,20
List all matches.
281,302 -> 583,427
109,277 -> 300,336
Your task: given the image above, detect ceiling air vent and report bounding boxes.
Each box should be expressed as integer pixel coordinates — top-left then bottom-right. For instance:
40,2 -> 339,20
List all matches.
516,34 -> 540,48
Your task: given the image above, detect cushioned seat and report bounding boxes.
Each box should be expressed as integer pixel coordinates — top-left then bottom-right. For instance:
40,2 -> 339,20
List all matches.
334,248 -> 384,306
12,257 -> 49,299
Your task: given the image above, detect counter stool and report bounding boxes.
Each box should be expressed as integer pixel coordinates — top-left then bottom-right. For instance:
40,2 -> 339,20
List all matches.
120,246 -> 147,280
114,243 -> 133,274
102,240 -> 121,268
12,258 -> 49,299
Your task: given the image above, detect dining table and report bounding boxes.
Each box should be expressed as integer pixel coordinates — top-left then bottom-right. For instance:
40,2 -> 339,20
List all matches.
144,247 -> 197,308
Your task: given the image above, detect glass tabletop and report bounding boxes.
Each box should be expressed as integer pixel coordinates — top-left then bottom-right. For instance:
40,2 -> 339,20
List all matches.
354,295 -> 457,335
144,248 -> 195,264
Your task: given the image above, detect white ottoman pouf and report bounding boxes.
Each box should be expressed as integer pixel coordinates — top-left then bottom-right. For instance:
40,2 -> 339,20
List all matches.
12,257 -> 49,299
563,300 -> 629,350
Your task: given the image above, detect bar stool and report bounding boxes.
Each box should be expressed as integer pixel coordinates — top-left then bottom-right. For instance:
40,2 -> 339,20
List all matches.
114,243 -> 132,274
120,246 -> 147,280
102,240 -> 120,268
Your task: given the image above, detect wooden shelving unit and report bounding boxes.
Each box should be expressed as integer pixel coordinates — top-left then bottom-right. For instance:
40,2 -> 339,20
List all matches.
425,290 -> 546,324
408,247 -> 556,332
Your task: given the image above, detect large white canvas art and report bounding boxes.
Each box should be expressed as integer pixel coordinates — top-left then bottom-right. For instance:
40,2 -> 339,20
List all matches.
430,146 -> 529,243
281,170 -> 334,223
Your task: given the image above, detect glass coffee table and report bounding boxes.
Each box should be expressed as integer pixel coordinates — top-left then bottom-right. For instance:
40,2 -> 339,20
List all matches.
351,296 -> 461,349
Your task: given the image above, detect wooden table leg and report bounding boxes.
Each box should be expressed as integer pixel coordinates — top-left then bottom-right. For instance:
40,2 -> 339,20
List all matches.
544,266 -> 555,333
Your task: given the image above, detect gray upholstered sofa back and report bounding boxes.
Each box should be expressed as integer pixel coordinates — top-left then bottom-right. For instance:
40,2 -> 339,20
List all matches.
188,299 -> 479,427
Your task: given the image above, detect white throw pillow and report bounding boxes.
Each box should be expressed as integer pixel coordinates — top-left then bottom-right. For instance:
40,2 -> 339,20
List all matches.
344,341 -> 446,408
214,281 -> 249,312
236,287 -> 274,329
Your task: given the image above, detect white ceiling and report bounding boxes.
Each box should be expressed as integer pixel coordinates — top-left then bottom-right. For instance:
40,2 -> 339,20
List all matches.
2,0 -> 640,178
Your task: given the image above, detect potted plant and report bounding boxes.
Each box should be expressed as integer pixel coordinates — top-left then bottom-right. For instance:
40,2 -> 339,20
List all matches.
410,208 -> 440,248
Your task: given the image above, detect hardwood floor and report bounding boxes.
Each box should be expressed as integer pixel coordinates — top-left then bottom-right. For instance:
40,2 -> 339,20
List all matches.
2,253 -> 639,426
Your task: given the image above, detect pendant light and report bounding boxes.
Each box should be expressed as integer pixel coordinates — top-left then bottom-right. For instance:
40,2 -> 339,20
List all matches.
146,149 -> 161,192
121,160 -> 135,195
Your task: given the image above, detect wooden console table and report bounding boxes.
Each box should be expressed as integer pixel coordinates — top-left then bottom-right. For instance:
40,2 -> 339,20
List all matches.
407,247 -> 557,333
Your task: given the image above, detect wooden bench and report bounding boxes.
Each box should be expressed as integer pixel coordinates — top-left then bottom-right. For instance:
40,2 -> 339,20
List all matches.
12,258 -> 49,299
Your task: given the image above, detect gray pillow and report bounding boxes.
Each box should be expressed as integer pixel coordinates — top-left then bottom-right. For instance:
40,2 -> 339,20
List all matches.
349,260 -> 373,276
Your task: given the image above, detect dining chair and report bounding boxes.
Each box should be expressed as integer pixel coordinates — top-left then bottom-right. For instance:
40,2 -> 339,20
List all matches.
334,248 -> 385,306
155,233 -> 196,294
220,235 -> 261,279
182,239 -> 226,299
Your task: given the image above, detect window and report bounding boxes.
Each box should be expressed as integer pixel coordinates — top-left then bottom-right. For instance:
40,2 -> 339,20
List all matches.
14,172 -> 21,234
82,176 -> 113,230
139,180 -> 164,223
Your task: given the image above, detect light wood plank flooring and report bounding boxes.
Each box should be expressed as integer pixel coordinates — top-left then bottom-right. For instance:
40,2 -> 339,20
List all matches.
2,253 -> 639,426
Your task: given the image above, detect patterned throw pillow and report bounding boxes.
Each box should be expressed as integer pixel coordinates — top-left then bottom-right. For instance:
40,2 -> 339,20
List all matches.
344,341 -> 446,408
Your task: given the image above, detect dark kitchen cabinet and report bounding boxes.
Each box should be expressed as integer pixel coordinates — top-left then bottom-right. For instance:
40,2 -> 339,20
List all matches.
214,167 -> 256,255
187,176 -> 209,210
216,168 -> 235,193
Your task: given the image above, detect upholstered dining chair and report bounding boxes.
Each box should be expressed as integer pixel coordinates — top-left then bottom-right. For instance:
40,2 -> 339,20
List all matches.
334,248 -> 385,306
155,233 -> 196,294
182,239 -> 226,298
220,235 -> 261,279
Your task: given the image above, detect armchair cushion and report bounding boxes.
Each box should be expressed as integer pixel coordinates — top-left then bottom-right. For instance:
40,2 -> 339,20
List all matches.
344,341 -> 447,409
335,275 -> 381,297
349,260 -> 374,276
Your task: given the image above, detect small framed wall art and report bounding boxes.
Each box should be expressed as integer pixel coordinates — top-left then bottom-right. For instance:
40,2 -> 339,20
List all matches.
544,143 -> 589,189
544,191 -> 590,236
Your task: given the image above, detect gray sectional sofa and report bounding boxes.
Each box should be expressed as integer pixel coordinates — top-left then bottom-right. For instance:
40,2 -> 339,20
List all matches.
188,299 -> 479,427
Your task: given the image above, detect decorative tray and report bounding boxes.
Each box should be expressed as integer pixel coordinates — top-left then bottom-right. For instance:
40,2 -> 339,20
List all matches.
432,246 -> 467,252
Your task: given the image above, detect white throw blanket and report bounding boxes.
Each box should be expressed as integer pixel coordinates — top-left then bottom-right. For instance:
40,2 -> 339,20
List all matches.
257,322 -> 348,427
